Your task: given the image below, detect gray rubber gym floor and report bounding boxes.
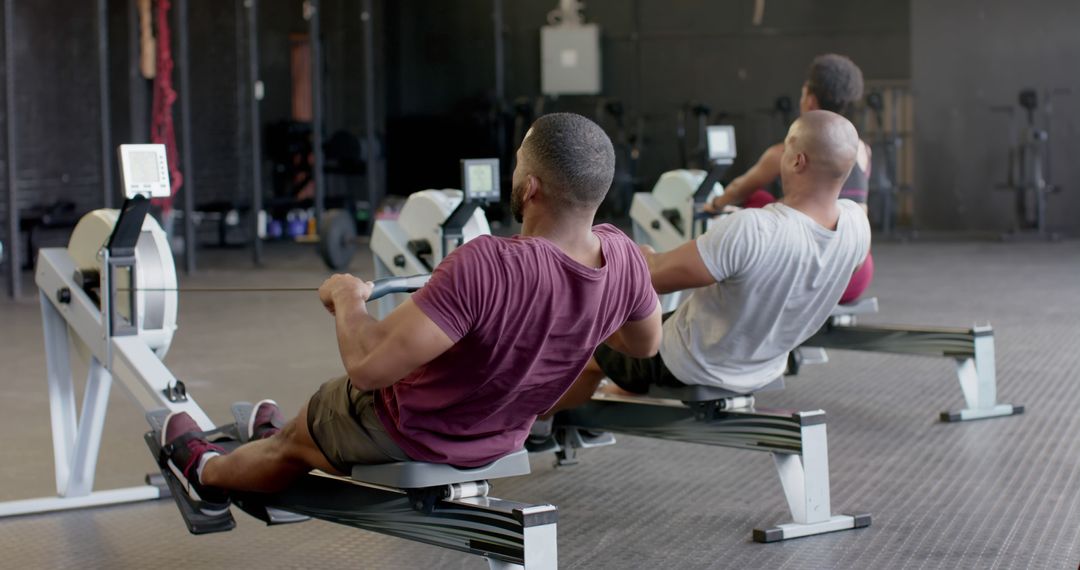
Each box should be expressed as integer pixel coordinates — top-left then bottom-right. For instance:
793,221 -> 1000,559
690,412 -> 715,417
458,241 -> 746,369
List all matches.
2,237 -> 1079,569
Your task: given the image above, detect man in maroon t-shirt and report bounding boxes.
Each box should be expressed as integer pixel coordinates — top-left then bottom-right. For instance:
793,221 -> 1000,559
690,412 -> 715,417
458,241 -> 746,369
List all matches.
159,113 -> 662,515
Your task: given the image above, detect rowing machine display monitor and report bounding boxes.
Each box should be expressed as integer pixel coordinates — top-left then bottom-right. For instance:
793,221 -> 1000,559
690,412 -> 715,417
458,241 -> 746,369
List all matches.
461,158 -> 500,204
118,144 -> 172,199
694,125 -> 737,201
706,125 -> 736,165
443,158 -> 499,252
107,146 -> 172,337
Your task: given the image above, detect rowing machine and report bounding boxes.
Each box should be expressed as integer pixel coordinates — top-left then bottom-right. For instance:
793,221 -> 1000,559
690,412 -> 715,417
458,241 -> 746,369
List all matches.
630,125 -> 734,312
1,146 -> 557,569
546,378 -> 871,542
371,158 -> 498,318
798,297 -> 1023,422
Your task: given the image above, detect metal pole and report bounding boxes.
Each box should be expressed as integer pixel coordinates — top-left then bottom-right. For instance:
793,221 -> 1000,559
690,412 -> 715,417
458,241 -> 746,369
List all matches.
247,0 -> 262,265
234,0 -> 245,214
5,0 -> 20,298
492,0 -> 504,103
361,0 -> 378,212
127,0 -> 141,142
492,0 -> 505,185
177,0 -> 195,273
308,0 -> 325,222
98,0 -> 114,208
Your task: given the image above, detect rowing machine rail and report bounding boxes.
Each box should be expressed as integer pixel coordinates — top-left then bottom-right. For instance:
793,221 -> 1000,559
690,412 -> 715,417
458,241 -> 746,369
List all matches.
553,387 -> 870,542
803,300 -> 1023,422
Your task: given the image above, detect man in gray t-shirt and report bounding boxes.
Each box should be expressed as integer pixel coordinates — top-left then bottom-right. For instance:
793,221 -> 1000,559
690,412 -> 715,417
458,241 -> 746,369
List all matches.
549,110 -> 871,410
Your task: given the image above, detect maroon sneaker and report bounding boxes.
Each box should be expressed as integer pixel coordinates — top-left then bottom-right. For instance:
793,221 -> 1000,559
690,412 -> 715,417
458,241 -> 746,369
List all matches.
161,411 -> 230,515
248,399 -> 285,441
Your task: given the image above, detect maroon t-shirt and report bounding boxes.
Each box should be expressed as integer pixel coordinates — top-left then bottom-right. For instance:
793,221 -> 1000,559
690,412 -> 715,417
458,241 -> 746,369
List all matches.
374,224 -> 656,467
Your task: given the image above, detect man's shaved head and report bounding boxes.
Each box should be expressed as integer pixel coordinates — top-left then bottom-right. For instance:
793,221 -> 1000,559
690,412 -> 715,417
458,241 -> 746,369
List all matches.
783,110 -> 859,183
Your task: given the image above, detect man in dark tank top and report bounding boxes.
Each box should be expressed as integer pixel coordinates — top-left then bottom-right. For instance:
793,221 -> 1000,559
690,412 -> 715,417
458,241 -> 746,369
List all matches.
706,54 -> 874,303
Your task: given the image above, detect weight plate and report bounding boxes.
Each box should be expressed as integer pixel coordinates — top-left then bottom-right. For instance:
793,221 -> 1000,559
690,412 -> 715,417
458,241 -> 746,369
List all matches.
318,209 -> 358,270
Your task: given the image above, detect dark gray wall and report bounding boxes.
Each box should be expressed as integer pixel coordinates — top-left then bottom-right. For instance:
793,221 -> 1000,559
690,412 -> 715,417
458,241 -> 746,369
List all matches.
0,0 -> 104,227
1,0 -> 913,266
912,0 -> 1080,234
509,0 -> 910,184
384,0 -> 910,195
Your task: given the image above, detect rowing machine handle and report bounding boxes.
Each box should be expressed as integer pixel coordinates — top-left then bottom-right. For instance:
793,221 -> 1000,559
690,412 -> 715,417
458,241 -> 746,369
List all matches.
369,274 -> 431,301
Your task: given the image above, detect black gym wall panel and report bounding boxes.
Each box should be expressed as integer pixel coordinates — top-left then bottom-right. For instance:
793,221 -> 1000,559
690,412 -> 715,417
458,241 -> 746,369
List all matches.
911,0 -> 1080,234
179,0 -> 383,212
0,2 -> 7,245
0,0 -> 104,251
319,0 -> 386,209
182,0 -> 253,211
383,0 -> 501,197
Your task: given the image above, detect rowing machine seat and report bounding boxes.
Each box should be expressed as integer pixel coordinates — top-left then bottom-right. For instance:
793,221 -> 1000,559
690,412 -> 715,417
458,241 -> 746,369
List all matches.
350,449 -> 531,489
647,376 -> 785,403
830,296 -> 879,317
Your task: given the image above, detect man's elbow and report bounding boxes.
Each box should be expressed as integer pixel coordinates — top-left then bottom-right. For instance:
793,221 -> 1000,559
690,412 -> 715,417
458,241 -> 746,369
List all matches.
347,368 -> 395,392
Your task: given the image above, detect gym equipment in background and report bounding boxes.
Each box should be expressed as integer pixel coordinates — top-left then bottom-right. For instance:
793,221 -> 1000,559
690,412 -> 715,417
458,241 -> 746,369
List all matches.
630,124 -> 734,311
370,159 -> 498,318
594,98 -> 645,217
0,145 -> 556,570
864,91 -> 905,238
676,102 -> 713,170
993,88 -> 1068,240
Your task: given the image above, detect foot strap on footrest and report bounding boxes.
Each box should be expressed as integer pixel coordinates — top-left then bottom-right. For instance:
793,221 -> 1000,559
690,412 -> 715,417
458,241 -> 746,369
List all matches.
143,430 -> 236,535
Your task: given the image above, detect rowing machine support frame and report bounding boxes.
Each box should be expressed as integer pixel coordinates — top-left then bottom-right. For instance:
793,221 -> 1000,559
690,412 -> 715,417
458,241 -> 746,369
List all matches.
554,393 -> 870,542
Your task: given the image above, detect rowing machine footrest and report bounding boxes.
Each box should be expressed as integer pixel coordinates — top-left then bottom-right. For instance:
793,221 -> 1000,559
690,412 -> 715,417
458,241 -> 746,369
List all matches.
525,435 -> 562,455
350,449 -> 531,489
789,347 -> 829,375
561,427 -> 615,449
143,430 -> 236,535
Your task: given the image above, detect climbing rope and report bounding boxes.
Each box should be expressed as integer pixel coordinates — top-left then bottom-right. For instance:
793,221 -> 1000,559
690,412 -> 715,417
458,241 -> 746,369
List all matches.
150,0 -> 183,213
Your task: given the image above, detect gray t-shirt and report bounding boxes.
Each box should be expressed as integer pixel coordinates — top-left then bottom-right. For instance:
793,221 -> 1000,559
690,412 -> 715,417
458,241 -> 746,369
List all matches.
659,200 -> 871,391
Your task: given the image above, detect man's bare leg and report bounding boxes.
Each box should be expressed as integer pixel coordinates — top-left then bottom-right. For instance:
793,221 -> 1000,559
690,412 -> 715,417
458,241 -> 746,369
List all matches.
201,402 -> 341,494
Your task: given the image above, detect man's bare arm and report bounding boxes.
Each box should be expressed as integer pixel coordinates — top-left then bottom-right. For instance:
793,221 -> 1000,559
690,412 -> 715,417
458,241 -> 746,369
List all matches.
604,301 -> 662,358
642,242 -> 716,295
320,275 -> 454,391
706,143 -> 783,211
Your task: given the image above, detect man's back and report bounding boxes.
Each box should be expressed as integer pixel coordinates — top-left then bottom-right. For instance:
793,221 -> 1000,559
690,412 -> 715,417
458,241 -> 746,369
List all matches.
377,224 -> 655,467
661,200 -> 870,391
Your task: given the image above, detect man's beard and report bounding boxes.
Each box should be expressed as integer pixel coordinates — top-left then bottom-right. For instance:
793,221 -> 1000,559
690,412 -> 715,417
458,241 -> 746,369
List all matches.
510,181 -> 525,223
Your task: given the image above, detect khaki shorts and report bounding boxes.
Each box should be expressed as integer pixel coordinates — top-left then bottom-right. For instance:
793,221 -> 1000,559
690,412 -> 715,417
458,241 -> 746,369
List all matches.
306,375 -> 409,474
